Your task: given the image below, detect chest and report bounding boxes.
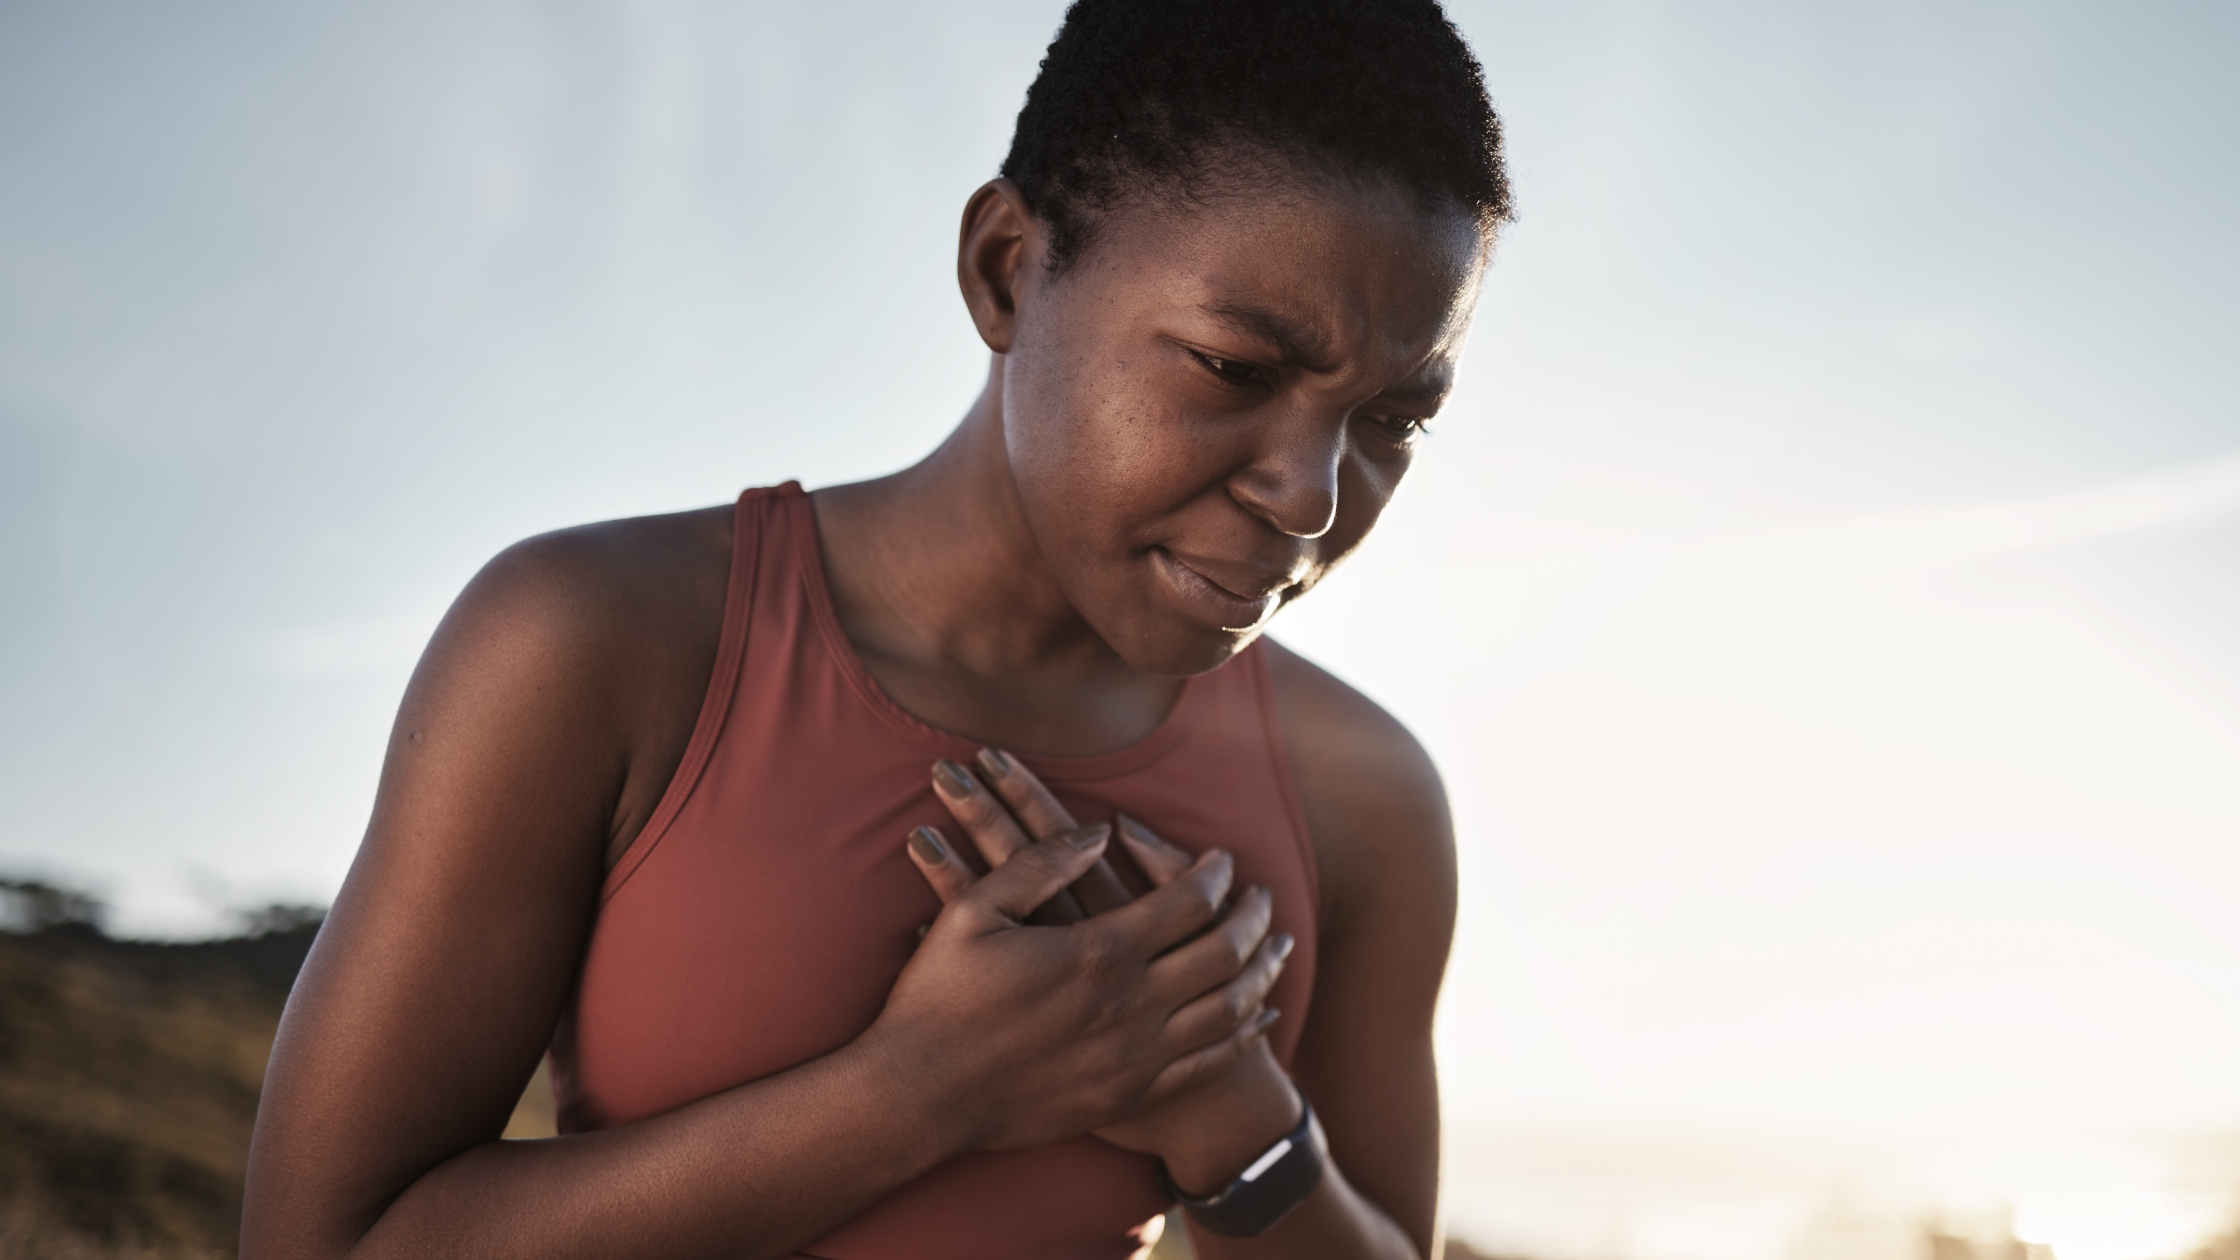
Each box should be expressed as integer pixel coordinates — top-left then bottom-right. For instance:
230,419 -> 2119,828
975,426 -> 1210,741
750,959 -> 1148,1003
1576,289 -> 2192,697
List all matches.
558,652 -> 1317,1126
549,596 -> 1318,1257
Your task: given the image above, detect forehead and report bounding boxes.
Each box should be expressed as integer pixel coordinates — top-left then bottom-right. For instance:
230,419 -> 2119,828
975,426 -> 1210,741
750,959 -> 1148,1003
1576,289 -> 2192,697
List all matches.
1063,169 -> 1486,376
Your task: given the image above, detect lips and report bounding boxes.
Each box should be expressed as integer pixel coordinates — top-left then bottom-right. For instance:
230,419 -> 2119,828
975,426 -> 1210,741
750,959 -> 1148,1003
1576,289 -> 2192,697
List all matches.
1151,547 -> 1295,632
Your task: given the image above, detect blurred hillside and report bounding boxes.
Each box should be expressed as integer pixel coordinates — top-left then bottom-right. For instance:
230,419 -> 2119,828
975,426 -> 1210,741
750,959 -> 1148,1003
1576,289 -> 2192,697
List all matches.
0,879 -> 321,1257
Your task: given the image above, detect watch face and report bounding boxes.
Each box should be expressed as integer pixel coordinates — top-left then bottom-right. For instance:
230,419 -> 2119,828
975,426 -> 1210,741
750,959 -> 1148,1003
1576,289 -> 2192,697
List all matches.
1238,1136 -> 1297,1184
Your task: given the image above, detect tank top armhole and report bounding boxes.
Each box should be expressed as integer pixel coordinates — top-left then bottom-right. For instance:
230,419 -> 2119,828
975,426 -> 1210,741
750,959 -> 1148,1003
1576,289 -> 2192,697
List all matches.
1247,641 -> 1322,917
598,487 -> 774,904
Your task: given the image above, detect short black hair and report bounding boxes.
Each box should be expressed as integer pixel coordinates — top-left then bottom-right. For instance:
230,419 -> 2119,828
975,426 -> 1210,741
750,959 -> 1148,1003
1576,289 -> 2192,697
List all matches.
1001,0 -> 1513,270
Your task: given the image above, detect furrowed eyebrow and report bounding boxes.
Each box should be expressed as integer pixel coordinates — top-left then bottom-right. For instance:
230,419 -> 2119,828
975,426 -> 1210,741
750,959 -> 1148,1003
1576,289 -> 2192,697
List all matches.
1202,301 -> 1341,372
1379,368 -> 1454,404
1199,300 -> 1454,404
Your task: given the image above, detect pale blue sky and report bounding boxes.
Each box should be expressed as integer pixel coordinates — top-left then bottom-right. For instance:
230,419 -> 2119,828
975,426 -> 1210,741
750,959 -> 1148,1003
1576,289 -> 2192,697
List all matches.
4,4 -> 2238,1256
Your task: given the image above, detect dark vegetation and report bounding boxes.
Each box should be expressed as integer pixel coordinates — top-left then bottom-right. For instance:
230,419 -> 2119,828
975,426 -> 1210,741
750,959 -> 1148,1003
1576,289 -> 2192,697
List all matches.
0,878 -> 321,1258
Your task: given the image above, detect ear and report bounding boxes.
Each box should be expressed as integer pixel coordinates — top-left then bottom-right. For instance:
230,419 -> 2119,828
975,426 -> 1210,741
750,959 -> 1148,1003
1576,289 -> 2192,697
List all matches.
956,179 -> 1039,355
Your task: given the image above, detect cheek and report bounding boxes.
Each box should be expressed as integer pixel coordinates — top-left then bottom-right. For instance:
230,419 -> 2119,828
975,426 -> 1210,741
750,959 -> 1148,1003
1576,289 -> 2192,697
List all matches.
1006,355 -> 1233,543
1347,440 -> 1410,514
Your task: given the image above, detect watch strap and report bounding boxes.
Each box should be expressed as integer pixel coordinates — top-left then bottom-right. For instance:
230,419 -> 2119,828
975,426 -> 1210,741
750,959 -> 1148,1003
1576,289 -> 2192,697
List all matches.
1154,1087 -> 1326,1238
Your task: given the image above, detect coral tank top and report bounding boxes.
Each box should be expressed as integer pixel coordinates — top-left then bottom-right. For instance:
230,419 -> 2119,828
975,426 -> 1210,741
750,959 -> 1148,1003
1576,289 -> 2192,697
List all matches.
549,483 -> 1320,1259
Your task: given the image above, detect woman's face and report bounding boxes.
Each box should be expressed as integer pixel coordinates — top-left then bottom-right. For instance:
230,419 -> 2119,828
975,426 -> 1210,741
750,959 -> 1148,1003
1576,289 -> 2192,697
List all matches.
996,167 -> 1485,676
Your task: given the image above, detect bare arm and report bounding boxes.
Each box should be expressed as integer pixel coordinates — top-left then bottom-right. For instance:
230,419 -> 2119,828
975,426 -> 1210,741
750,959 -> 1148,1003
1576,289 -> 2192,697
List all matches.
244,518 -> 949,1260
243,519 -> 1276,1260
1197,640 -> 1455,1259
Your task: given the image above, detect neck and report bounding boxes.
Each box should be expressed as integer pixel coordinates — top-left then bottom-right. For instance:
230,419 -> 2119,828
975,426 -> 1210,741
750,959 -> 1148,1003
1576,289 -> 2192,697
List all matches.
813,356 -> 1136,691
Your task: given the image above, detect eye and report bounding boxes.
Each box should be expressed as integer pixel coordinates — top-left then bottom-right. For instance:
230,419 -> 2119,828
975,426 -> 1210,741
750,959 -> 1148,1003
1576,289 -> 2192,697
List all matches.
1363,414 -> 1431,444
1188,349 -> 1264,389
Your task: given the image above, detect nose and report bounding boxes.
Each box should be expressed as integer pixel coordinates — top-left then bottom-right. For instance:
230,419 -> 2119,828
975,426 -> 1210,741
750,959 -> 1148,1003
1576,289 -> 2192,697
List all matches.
1228,409 -> 1342,540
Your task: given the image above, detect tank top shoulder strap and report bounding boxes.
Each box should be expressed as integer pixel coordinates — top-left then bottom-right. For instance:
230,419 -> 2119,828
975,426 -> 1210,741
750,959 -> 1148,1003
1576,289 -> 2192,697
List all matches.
600,483 -> 800,901
1236,640 -> 1321,914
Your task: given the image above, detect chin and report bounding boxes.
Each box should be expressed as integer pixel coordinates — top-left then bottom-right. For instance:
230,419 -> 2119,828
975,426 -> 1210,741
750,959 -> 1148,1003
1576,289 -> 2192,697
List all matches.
1102,617 -> 1264,678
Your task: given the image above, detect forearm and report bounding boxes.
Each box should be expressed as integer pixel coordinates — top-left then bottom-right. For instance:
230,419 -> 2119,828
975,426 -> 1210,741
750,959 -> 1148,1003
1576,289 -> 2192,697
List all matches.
1189,1163 -> 1425,1260
279,1038 -> 961,1260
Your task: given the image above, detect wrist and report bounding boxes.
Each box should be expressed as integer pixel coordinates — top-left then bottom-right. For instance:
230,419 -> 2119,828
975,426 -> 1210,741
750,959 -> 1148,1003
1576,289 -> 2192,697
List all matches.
839,1018 -> 982,1168
1158,1082 -> 1327,1239
1155,1050 -> 1303,1196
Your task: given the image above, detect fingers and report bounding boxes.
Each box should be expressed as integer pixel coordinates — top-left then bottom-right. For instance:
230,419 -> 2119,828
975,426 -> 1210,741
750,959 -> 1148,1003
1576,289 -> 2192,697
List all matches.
1066,855 -> 1136,917
903,820 -> 1080,926
1093,848 -> 1235,959
979,748 -> 1135,915
933,758 -> 1034,865
1148,883 -> 1273,999
1117,813 -> 1195,886
933,758 -> 1087,924
905,825 -> 977,905
1161,930 -> 1292,1054
959,823 -> 1112,925
1143,1007 -> 1282,1103
974,747 -> 1075,834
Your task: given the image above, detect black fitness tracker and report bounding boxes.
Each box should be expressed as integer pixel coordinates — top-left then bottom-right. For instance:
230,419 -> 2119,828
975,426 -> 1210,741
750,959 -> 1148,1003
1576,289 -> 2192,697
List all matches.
1154,1087 -> 1327,1238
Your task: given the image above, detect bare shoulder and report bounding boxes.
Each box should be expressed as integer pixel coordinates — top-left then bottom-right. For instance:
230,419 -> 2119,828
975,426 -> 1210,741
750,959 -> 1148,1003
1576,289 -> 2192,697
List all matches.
396,503 -> 735,863
424,505 -> 734,708
1259,639 -> 1455,938
453,504 -> 734,650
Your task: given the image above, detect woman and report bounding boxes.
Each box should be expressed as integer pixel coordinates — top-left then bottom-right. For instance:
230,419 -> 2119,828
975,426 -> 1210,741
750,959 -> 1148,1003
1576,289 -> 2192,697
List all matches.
243,1 -> 1511,1257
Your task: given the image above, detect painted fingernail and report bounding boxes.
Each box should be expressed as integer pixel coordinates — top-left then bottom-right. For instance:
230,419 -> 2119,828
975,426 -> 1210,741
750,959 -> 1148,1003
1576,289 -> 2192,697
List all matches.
908,826 -> 947,863
1254,1008 -> 1282,1034
932,759 -> 976,797
1274,933 -> 1295,962
1061,822 -> 1112,849
1116,813 -> 1154,844
975,747 -> 1014,780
